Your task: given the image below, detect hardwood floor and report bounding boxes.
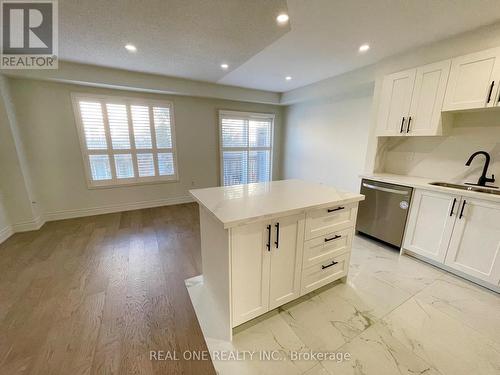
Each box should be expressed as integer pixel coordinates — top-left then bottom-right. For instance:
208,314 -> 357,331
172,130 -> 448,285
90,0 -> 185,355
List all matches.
0,203 -> 216,375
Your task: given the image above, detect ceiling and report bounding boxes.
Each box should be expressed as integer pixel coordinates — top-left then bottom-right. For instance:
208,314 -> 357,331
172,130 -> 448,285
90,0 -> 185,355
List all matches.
60,0 -> 500,93
59,0 -> 289,82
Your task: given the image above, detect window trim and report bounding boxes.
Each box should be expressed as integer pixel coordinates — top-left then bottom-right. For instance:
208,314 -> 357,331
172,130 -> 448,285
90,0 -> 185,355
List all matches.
71,92 -> 179,189
218,109 -> 275,186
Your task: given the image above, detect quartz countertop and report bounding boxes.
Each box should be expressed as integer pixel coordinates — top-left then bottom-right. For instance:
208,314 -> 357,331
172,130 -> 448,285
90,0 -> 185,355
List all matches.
360,173 -> 500,203
189,179 -> 364,228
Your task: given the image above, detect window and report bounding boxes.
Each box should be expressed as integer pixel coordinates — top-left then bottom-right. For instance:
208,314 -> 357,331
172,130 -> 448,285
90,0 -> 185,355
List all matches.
219,110 -> 274,186
72,94 -> 178,187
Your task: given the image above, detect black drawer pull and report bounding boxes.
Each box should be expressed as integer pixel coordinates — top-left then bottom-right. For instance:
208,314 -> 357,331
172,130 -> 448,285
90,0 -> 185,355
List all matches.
266,224 -> 271,251
274,222 -> 280,249
406,116 -> 412,133
449,198 -> 457,217
327,206 -> 345,213
459,200 -> 467,219
321,261 -> 338,269
487,81 -> 494,103
400,117 -> 405,133
324,235 -> 341,242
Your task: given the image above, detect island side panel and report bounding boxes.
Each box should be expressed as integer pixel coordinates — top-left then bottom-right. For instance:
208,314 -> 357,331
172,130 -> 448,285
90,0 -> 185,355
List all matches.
199,205 -> 232,341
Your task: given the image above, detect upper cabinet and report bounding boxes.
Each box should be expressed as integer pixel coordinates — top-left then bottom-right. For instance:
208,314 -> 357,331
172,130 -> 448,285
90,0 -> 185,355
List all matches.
442,47 -> 500,111
408,60 -> 451,136
376,69 -> 416,136
376,60 -> 451,137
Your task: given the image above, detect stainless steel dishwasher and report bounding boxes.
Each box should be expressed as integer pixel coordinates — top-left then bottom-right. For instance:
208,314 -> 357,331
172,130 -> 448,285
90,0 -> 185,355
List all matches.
356,179 -> 413,247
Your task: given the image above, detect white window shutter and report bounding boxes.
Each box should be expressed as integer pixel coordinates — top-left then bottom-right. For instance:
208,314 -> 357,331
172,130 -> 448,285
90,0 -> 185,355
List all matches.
220,111 -> 274,187
73,94 -> 178,187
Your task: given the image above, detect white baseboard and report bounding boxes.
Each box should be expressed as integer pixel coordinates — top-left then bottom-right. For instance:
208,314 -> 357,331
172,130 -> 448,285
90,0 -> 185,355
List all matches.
0,225 -> 14,244
0,195 -> 195,245
11,215 -> 45,232
43,195 -> 194,221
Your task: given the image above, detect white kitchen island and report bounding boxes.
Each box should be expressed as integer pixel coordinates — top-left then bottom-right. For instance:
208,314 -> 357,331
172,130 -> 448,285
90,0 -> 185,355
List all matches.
188,179 -> 364,341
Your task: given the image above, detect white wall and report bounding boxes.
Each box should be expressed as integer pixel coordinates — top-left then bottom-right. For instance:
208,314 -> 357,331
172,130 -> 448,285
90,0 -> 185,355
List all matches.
281,22 -> 500,190
8,78 -> 283,219
282,88 -> 373,192
0,76 -> 39,231
383,111 -> 500,184
0,191 -> 12,243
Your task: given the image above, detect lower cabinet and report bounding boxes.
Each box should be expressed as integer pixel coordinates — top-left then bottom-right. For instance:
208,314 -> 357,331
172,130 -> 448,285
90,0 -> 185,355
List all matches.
231,213 -> 305,327
404,189 -> 459,263
404,189 -> 500,287
268,213 -> 305,309
444,198 -> 500,285
231,203 -> 359,327
230,220 -> 271,326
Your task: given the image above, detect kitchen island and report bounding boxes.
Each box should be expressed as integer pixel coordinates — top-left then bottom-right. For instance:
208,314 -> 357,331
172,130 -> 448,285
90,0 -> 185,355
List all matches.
188,179 -> 364,340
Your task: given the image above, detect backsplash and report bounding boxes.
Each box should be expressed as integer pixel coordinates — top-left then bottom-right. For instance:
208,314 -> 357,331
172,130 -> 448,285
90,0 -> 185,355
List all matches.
380,110 -> 500,185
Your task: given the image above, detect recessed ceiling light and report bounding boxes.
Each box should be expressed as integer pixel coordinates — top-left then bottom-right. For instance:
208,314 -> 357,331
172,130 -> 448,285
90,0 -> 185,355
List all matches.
276,14 -> 289,24
220,63 -> 229,70
125,44 -> 137,52
359,44 -> 370,53
285,76 -> 292,81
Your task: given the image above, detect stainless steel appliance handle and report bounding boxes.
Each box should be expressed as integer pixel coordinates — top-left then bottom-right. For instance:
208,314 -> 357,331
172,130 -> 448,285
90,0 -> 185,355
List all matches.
362,182 -> 409,195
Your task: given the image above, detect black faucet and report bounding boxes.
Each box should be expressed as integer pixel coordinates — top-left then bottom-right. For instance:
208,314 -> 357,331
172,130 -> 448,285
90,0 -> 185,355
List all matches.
465,151 -> 495,187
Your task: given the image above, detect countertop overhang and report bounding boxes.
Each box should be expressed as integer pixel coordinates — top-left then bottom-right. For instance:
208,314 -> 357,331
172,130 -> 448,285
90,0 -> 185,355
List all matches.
189,179 -> 364,229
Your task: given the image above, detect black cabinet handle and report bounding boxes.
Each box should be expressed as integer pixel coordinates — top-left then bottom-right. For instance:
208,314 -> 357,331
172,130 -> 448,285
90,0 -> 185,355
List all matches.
327,206 -> 345,213
449,198 -> 457,217
266,224 -> 271,251
274,222 -> 280,249
459,200 -> 467,219
325,235 -> 341,242
321,260 -> 338,269
406,116 -> 412,133
487,81 -> 494,103
400,117 -> 405,133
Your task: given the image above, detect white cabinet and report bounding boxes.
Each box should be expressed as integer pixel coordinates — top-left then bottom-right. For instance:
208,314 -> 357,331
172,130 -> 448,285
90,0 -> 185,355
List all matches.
268,213 -> 305,309
231,220 -> 271,326
376,60 -> 450,136
404,189 -> 459,263
443,47 -> 500,111
376,69 -> 416,136
444,198 -> 500,285
407,60 -> 451,136
404,189 -> 500,288
231,213 -> 304,327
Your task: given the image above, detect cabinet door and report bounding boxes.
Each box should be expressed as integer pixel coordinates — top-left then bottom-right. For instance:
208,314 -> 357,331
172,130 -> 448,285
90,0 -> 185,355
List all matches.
403,189 -> 459,263
376,69 -> 416,136
442,47 -> 500,111
268,213 -> 305,310
445,198 -> 500,285
231,221 -> 271,327
407,60 -> 451,136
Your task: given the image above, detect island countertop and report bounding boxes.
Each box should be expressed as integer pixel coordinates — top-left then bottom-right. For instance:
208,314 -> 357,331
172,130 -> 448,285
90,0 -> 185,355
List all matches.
189,179 -> 365,228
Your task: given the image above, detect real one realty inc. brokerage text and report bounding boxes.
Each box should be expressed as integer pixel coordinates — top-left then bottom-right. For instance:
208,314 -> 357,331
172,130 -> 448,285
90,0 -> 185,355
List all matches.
150,350 -> 352,362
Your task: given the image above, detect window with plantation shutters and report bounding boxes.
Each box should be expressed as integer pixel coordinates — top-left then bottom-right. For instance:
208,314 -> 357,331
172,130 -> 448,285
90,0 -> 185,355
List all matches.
72,94 -> 178,187
219,110 -> 274,186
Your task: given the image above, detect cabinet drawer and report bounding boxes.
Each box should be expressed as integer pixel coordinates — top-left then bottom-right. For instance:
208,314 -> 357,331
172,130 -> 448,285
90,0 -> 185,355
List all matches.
305,203 -> 357,240
303,228 -> 353,268
301,252 -> 350,295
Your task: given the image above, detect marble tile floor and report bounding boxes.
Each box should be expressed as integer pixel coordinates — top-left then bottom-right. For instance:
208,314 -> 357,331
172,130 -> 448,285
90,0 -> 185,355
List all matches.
186,235 -> 500,375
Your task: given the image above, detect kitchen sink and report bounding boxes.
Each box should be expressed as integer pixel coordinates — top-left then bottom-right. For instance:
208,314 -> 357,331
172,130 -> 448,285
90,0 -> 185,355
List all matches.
429,182 -> 500,195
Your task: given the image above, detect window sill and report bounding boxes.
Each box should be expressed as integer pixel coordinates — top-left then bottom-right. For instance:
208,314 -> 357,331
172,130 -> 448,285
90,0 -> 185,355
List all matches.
86,176 -> 180,190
